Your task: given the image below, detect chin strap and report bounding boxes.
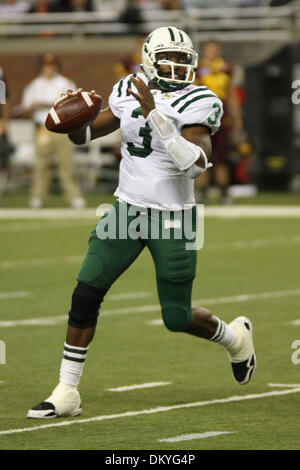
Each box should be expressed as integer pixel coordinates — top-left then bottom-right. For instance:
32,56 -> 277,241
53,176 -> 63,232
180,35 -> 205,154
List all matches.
146,109 -> 212,176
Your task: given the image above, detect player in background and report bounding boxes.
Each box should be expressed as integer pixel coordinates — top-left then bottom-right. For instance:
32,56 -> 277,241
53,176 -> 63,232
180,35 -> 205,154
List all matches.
113,36 -> 146,81
21,53 -> 86,209
195,40 -> 244,204
0,66 -> 13,205
27,27 -> 256,419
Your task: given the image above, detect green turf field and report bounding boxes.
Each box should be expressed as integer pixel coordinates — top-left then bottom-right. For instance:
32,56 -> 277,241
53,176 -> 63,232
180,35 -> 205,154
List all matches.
0,199 -> 300,450
1,189 -> 300,208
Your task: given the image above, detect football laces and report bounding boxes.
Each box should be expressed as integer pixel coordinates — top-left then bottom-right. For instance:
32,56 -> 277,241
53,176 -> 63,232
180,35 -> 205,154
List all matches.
54,91 -> 77,106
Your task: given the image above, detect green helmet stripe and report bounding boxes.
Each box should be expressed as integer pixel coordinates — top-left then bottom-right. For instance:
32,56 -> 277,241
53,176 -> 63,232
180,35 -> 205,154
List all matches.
168,27 -> 175,41
179,30 -> 184,42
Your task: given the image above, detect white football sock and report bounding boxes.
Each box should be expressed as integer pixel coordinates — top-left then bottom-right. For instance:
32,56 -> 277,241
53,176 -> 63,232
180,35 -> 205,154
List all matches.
59,343 -> 88,387
209,317 -> 237,349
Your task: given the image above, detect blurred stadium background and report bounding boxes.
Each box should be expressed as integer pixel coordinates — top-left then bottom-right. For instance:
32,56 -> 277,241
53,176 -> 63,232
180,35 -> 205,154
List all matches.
1,1 -> 300,451
1,0 -> 300,205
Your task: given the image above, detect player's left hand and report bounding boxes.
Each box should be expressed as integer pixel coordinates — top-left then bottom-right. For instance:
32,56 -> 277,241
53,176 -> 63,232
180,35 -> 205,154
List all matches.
127,75 -> 155,119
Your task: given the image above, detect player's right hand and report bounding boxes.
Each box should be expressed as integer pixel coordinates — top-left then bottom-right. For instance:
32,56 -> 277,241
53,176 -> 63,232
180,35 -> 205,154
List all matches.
127,75 -> 156,119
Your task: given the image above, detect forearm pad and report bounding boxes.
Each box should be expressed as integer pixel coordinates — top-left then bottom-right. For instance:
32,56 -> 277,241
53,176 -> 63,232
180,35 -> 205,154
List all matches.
146,109 -> 212,173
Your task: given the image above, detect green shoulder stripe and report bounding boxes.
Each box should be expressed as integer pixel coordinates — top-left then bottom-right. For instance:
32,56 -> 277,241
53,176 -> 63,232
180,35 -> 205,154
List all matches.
117,78 -> 125,97
117,74 -> 137,98
126,73 -> 137,96
177,93 -> 217,114
171,87 -> 209,108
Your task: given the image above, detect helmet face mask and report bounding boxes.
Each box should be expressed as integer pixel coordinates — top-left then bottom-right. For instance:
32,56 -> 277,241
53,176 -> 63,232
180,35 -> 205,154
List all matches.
141,26 -> 198,92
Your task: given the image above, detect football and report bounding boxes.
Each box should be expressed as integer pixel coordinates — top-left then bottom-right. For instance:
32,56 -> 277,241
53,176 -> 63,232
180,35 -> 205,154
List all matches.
45,91 -> 102,134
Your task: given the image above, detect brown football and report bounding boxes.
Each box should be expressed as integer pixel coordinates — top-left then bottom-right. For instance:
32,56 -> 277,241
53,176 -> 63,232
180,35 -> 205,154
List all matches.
45,91 -> 102,134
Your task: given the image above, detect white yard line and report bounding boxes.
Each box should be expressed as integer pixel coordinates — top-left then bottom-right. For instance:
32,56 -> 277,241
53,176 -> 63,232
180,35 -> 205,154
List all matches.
194,288 -> 300,306
0,209 -> 97,220
0,316 -> 67,327
158,431 -> 235,443
0,255 -> 84,270
1,206 -> 300,220
0,291 -> 30,300
107,292 -> 150,301
148,320 -> 164,326
0,220 -> 94,232
287,320 -> 300,326
206,235 -> 300,251
268,383 -> 300,388
1,287 -> 300,328
1,234 -> 300,271
203,206 -> 300,218
102,288 -> 300,316
105,382 -> 172,392
0,386 -> 300,437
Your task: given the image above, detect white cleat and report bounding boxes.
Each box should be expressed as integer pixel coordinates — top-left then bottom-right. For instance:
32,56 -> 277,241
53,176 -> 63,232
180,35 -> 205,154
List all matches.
27,382 -> 82,419
227,316 -> 257,385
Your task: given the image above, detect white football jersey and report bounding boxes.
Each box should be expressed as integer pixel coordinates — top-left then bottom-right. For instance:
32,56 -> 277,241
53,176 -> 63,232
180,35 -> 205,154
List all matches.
109,72 -> 223,210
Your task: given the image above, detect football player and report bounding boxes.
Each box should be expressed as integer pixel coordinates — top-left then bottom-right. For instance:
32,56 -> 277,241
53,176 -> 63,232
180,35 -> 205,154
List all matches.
27,26 -> 256,419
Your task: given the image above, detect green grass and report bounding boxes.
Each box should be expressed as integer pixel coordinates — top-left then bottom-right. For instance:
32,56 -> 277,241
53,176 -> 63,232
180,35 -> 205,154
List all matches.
1,189 -> 300,208
0,212 -> 300,449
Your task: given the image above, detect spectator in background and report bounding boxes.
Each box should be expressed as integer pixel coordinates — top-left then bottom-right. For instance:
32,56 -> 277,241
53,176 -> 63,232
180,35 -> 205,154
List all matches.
195,40 -> 243,204
50,0 -> 94,12
119,0 -> 143,33
0,66 -> 14,206
269,0 -> 294,5
113,36 -> 146,80
21,53 -> 86,209
186,0 -> 266,6
28,0 -> 63,13
137,0 -> 162,9
0,0 -> 29,13
69,0 -> 94,10
29,0 -> 51,13
137,0 -> 184,11
158,0 -> 182,9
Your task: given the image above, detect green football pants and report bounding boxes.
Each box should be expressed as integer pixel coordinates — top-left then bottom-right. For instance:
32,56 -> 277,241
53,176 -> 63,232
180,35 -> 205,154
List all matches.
77,200 -> 197,331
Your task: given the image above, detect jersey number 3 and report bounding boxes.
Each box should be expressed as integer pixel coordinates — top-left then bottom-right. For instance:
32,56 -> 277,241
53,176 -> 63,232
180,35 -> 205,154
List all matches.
127,107 -> 153,158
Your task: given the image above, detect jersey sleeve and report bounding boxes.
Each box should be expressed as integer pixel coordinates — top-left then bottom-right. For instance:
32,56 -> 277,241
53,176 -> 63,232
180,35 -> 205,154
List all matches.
108,75 -> 130,119
172,90 -> 224,136
108,80 -> 122,119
